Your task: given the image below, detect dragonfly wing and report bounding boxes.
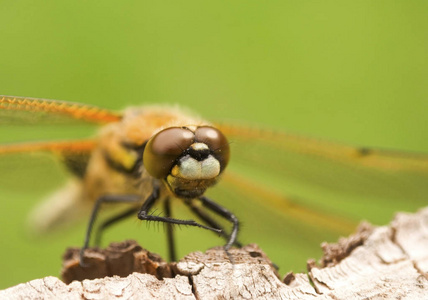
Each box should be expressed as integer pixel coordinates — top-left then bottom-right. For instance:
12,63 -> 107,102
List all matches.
0,139 -> 97,179
0,95 -> 121,124
0,95 -> 111,190
218,123 -> 428,198
0,95 -> 122,146
217,123 -> 428,224
0,96 -> 122,234
0,139 -> 98,233
215,123 -> 428,271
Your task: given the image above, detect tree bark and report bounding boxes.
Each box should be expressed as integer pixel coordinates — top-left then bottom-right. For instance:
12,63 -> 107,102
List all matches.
2,207 -> 428,299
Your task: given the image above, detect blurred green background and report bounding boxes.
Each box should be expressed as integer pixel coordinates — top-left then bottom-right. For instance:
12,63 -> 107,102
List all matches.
0,0 -> 427,289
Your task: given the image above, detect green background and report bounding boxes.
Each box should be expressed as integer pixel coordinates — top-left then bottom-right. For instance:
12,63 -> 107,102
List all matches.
0,1 -> 427,289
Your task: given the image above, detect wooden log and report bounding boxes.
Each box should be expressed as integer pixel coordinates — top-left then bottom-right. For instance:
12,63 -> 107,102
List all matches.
2,207 -> 428,299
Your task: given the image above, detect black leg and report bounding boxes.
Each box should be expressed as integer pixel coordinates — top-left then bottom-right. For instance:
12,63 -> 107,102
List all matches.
197,196 -> 239,254
186,200 -> 242,248
80,194 -> 140,266
163,197 -> 176,262
193,197 -> 279,270
94,206 -> 139,247
137,185 -> 222,234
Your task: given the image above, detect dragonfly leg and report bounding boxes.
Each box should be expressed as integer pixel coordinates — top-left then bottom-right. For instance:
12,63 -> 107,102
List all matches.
94,206 -> 139,247
137,185 -> 222,238
80,194 -> 141,266
185,200 -> 242,248
163,197 -> 176,262
197,196 -> 239,262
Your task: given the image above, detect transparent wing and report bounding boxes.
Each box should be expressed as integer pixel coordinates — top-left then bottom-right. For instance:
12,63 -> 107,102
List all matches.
217,122 -> 427,235
213,123 -> 428,271
0,95 -> 107,186
0,95 -> 121,125
218,123 -> 428,202
0,95 -> 122,145
0,139 -> 98,237
0,96 -> 119,235
0,139 -> 97,191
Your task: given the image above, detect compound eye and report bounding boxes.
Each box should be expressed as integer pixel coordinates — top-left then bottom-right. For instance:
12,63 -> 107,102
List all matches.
143,127 -> 195,179
195,126 -> 230,172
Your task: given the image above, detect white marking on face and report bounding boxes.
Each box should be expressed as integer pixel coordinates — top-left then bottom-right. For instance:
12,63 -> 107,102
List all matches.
191,143 -> 209,151
178,155 -> 220,179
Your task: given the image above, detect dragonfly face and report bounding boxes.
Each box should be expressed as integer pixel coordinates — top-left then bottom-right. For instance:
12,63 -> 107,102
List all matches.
144,126 -> 230,199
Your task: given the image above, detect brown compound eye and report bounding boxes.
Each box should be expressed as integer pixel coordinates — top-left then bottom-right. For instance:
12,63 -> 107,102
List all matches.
143,127 -> 195,179
195,126 -> 230,172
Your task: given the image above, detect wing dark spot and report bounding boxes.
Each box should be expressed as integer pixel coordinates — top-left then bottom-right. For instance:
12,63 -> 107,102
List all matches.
357,147 -> 373,156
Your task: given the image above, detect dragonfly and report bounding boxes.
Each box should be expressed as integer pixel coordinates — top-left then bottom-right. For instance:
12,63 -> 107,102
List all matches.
1,95 -> 427,273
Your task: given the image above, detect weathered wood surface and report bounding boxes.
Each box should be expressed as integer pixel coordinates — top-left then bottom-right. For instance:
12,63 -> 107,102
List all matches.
2,207 -> 428,299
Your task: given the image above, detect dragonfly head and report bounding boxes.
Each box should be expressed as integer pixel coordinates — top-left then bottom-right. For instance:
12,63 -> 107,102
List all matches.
143,126 -> 230,198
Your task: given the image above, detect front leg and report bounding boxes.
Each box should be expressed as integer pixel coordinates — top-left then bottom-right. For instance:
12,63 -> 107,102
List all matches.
163,197 -> 176,262
197,196 -> 239,253
185,199 -> 242,248
137,185 -> 222,233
